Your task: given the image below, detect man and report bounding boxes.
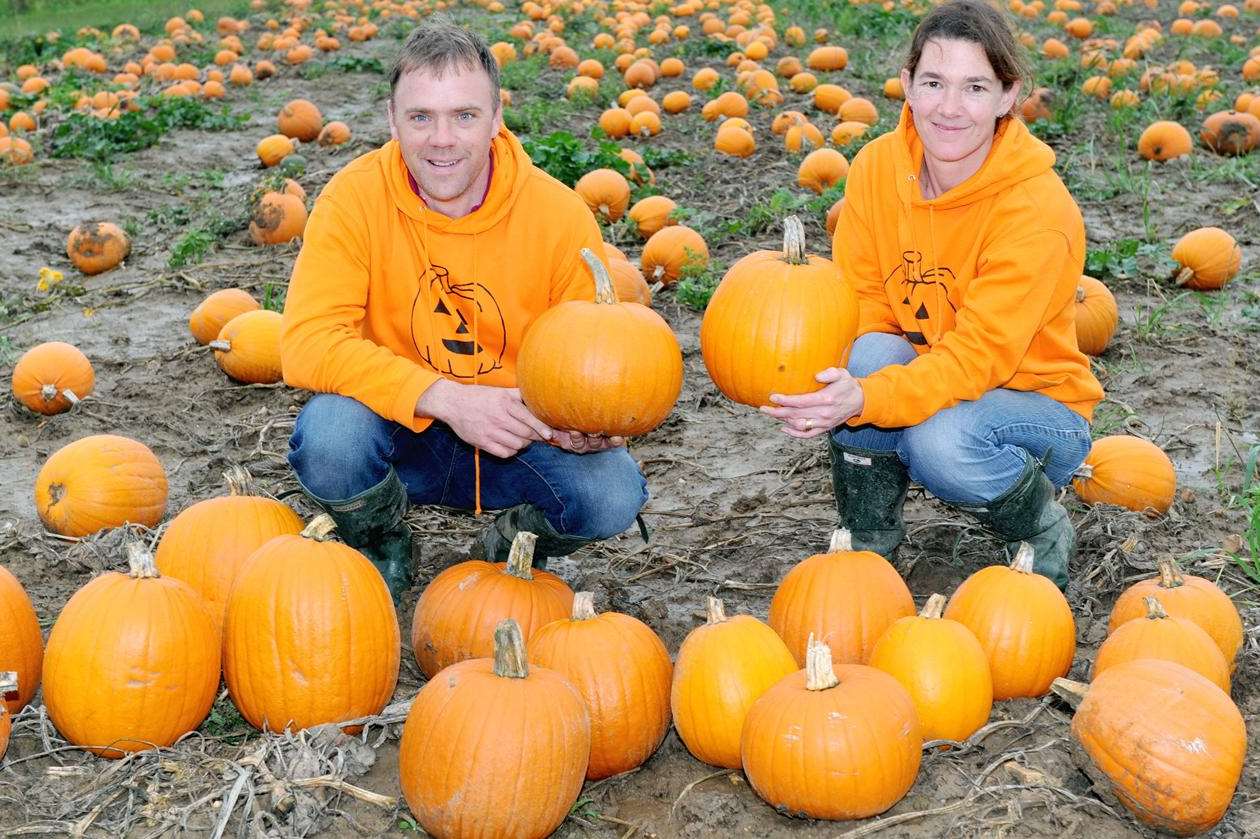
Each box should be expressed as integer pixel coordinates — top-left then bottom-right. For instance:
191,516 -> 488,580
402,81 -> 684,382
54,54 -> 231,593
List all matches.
280,18 -> 647,602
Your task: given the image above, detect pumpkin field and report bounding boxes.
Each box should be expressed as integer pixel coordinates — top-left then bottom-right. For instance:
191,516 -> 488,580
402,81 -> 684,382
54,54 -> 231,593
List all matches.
2,0 -> 1260,834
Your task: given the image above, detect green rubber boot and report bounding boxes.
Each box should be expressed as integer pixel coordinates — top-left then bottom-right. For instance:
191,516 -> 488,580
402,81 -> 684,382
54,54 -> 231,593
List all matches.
309,469 -> 414,604
954,457 -> 1073,591
828,437 -> 910,561
477,503 -> 595,571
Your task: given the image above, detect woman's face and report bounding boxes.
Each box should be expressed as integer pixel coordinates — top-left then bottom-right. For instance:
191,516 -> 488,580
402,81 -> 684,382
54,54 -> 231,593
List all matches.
900,38 -> 1020,168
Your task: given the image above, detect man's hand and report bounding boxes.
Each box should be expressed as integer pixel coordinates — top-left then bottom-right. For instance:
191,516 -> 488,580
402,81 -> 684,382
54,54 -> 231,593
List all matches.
759,367 -> 864,438
417,380 -> 555,458
549,431 -> 627,454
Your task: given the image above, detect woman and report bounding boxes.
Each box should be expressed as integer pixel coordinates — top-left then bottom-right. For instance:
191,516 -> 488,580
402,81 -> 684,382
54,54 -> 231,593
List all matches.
763,0 -> 1103,590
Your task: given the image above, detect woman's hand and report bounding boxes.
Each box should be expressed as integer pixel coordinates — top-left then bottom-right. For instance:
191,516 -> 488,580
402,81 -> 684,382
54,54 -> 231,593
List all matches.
760,367 -> 864,438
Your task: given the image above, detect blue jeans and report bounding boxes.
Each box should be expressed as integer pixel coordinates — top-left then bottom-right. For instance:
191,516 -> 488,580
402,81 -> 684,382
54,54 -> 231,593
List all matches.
833,333 -> 1092,504
288,394 -> 648,540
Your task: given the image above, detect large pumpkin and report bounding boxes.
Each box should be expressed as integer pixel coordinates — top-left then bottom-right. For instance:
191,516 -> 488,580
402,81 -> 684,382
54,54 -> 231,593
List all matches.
411,531 -> 574,679
276,98 -> 322,141
769,528 -> 914,667
65,221 -> 130,275
34,434 -> 168,537
155,465 -> 304,635
0,566 -> 42,715
42,544 -> 220,758
223,515 -> 400,733
670,597 -> 797,768
517,248 -> 682,437
700,216 -> 859,408
1108,559 -> 1242,667
1072,435 -> 1176,515
399,620 -> 590,839
741,637 -> 921,820
1053,662 -> 1245,836
1170,226 -> 1241,290
1093,596 -> 1229,692
944,543 -> 1075,699
1074,275 -> 1117,356
209,309 -> 284,384
11,341 -> 94,415
529,592 -> 672,779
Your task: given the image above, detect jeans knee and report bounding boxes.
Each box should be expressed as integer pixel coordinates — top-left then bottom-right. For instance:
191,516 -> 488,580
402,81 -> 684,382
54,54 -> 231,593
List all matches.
900,421 -> 991,503
560,450 -> 648,539
289,394 -> 395,500
846,333 -> 917,378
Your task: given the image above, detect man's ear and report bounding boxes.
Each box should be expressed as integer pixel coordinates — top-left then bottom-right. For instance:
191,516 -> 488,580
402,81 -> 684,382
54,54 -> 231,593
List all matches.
387,98 -> 399,142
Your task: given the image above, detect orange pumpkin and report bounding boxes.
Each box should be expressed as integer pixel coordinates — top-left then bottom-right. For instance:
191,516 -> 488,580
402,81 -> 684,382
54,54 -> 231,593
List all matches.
797,147 -> 848,193
640,224 -> 708,286
42,544 -> 220,758
741,637 -> 921,819
66,221 -> 130,275
1200,110 -> 1260,154
277,97 -> 322,141
316,120 -> 351,146
256,133 -> 296,167
11,341 -> 94,414
1074,275 -> 1117,355
608,257 -> 652,305
805,45 -> 847,71
223,515 -> 400,732
671,597 -> 797,768
209,309 -> 284,384
627,194 -> 677,239
714,122 -> 756,157
249,190 -> 307,245
944,543 -> 1075,699
399,620 -> 590,839
35,434 -> 167,537
189,288 -> 259,345
574,168 -> 631,222
1072,435 -> 1176,515
0,566 -> 42,715
1170,226 -> 1241,290
1093,596 -> 1229,691
1108,559 -> 1243,666
1137,120 -> 1193,161
529,592 -> 672,779
701,216 -> 859,409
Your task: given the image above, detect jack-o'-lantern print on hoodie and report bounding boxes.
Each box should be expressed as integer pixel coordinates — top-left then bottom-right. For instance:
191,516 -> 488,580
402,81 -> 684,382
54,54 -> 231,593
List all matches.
832,103 -> 1103,429
280,126 -> 604,432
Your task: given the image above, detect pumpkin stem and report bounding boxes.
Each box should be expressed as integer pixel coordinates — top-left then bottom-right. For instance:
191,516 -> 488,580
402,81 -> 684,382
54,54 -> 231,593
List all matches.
1050,677 -> 1087,709
125,542 -> 161,579
1072,463 -> 1094,480
804,634 -> 839,691
492,619 -> 530,679
1010,542 -> 1035,574
705,596 -> 727,624
0,671 -> 16,699
1173,266 -> 1195,286
1157,558 -> 1185,589
1075,285 -> 1086,303
61,389 -> 80,406
571,591 -> 597,620
828,528 -> 853,552
579,247 -> 619,305
223,464 -> 257,496
782,215 -> 808,265
505,531 -> 539,579
208,339 -> 232,352
40,383 -> 56,402
1143,595 -> 1169,620
920,593 -> 947,619
301,514 -> 338,541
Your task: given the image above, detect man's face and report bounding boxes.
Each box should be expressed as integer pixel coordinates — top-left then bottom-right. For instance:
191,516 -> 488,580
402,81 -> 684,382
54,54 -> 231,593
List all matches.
388,62 -> 502,213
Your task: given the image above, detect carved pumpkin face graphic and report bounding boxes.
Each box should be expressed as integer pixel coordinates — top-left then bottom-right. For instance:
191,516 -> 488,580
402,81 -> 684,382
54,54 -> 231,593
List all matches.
414,264 -> 507,379
884,250 -> 956,346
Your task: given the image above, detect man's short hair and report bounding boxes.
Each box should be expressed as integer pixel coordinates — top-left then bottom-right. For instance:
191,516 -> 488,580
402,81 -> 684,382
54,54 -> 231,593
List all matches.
389,16 -> 501,106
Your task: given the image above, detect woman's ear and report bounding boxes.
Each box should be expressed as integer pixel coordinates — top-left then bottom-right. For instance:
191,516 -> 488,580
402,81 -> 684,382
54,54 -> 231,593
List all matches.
900,67 -> 913,104
998,80 -> 1022,117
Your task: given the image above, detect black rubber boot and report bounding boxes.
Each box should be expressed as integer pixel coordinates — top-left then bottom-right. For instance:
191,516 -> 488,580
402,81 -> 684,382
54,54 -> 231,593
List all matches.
828,437 -> 910,561
954,457 -> 1073,591
308,469 -> 414,604
477,503 -> 595,571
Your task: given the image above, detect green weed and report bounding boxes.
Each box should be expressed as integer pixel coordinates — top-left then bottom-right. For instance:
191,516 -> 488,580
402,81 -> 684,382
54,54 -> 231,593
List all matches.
201,695 -> 251,743
675,254 -> 724,312
519,130 -> 629,186
1227,446 -> 1260,585
168,210 -> 245,268
1132,290 -> 1191,342
48,95 -> 247,162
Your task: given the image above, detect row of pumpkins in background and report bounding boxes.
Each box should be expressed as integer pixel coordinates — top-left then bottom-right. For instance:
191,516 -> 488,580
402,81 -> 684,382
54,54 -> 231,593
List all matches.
0,467 -> 1246,837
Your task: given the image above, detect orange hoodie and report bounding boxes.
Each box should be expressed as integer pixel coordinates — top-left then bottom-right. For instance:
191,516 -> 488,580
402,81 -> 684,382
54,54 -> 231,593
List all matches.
281,126 -> 604,433
834,104 -> 1103,429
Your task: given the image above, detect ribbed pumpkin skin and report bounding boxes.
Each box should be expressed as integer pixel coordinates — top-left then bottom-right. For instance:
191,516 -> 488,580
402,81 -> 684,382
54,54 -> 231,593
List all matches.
411,561 -> 574,679
223,536 -> 400,732
575,168 -> 631,222
11,341 -> 95,414
529,610 -> 673,779
670,614 -> 797,768
155,495 -> 303,636
1074,275 -> 1117,356
212,309 -> 283,384
0,566 -> 43,715
517,300 -> 682,436
1093,607 -> 1229,692
868,612 -> 993,742
1073,435 -> 1176,514
608,259 -> 652,305
189,288 -> 258,345
741,664 -> 922,819
1171,226 -> 1241,290
1108,568 -> 1242,666
42,569 -> 220,758
398,658 -> 590,839
944,566 -> 1075,699
1071,660 -> 1245,836
34,434 -> 168,537
769,549 -> 914,667
641,225 -> 708,286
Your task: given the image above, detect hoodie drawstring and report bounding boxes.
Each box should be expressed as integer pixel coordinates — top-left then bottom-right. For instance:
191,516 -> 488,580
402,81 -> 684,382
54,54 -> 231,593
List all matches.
471,234 -> 482,516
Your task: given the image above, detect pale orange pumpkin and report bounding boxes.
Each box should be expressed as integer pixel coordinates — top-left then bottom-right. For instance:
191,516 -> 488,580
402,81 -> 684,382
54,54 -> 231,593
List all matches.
741,637 -> 921,819
35,434 -> 168,537
399,620 -> 590,839
223,515 -> 400,732
276,97 -> 322,141
627,194 -> 677,239
1170,226 -> 1241,290
43,544 -> 220,758
209,309 -> 284,384
66,221 -> 130,275
529,592 -> 672,779
1093,596 -> 1229,691
1108,559 -> 1243,666
256,133 -> 296,167
701,216 -> 859,409
0,566 -> 42,715
944,543 -> 1075,699
640,224 -> 708,286
1072,435 -> 1176,515
189,288 -> 259,345
249,191 -> 307,245
574,168 -> 631,223
1074,275 -> 1117,355
806,45 -> 847,71
11,341 -> 94,414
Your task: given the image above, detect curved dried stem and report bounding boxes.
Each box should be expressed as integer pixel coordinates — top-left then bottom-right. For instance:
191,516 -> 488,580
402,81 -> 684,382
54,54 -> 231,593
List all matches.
920,593 -> 947,619
571,591 -> 597,620
828,528 -> 852,552
207,339 -> 232,353
1010,542 -> 1035,574
781,215 -> 807,265
1073,463 -> 1095,480
1050,677 -> 1087,709
223,465 -> 256,497
126,542 -> 160,579
493,619 -> 529,679
579,247 -> 619,305
1075,285 -> 1086,303
1143,595 -> 1169,620
505,531 -> 539,579
1174,266 -> 1195,286
705,596 -> 727,624
302,514 -> 338,541
1157,558 -> 1184,589
805,634 -> 839,691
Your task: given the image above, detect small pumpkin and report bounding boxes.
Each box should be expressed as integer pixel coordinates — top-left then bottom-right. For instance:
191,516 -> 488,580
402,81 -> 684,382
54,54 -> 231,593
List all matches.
805,45 -> 847,71
224,515 -> 400,733
529,593 -> 672,779
575,168 -> 631,223
597,107 -> 632,138
608,257 -> 652,305
1093,596 -> 1229,691
1170,226 -> 1241,290
741,636 -> 921,819
1201,109 -> 1260,154
0,672 -> 15,759
43,544 -> 220,758
797,147 -> 849,193
66,221 -> 130,275
277,98 -> 322,142
0,566 -> 43,715
1072,435 -> 1176,515
714,122 -> 756,157
627,194 -> 677,239
1074,275 -> 1117,356
517,249 -> 682,436
641,225 -> 708,287
316,120 -> 351,146
35,434 -> 167,537
838,96 -> 878,125
944,543 -> 1075,699
189,288 -> 259,345
209,309 -> 284,384
256,133 -> 296,167
11,341 -> 94,415
249,191 -> 307,245
1108,559 -> 1243,666
399,620 -> 590,839
1137,120 -> 1193,161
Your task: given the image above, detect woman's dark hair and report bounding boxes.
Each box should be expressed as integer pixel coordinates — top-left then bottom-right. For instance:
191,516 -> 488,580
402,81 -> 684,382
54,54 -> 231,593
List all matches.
904,0 -> 1032,96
